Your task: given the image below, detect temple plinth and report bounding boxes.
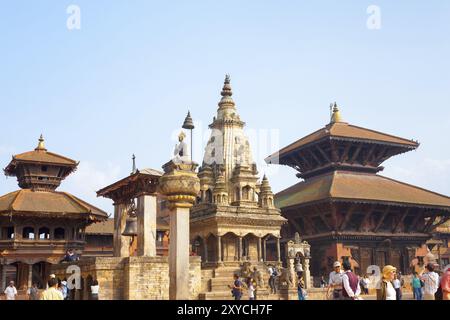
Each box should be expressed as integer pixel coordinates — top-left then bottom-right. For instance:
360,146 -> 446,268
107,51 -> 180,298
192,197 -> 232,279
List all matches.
158,160 -> 200,300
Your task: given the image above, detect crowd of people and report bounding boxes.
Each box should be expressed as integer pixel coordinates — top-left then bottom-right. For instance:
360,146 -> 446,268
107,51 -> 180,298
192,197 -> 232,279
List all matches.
326,260 -> 450,300
2,274 -> 100,301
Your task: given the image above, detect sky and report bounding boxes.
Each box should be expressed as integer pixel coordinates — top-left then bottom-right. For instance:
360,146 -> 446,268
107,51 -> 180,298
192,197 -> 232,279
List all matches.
0,1 -> 449,216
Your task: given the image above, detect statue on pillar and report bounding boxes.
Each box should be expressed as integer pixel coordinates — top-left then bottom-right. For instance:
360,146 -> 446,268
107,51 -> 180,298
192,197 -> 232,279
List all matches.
173,131 -> 190,164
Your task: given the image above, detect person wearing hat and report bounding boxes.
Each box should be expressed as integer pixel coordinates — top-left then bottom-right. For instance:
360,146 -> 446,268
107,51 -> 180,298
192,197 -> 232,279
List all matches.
327,261 -> 344,300
376,265 -> 397,300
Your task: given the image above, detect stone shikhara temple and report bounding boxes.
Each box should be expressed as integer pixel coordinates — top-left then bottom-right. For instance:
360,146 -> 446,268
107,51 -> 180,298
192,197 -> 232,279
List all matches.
266,104 -> 450,278
0,136 -> 108,292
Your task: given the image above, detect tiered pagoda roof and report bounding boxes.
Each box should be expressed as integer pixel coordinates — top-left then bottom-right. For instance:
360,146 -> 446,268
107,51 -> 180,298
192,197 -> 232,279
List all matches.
0,136 -> 108,221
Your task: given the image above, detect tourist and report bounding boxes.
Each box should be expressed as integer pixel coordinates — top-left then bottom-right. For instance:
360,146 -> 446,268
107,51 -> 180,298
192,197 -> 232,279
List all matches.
27,283 -> 39,300
341,260 -> 361,300
268,265 -> 278,294
421,263 -> 439,300
440,266 -> 450,300
229,274 -> 243,300
40,278 -> 63,300
393,273 -> 402,300
327,261 -> 344,300
320,276 -> 327,288
91,279 -> 100,300
60,279 -> 68,300
376,265 -> 397,300
411,272 -> 423,300
4,281 -> 18,300
297,271 -> 306,300
360,274 -> 370,295
246,277 -> 255,301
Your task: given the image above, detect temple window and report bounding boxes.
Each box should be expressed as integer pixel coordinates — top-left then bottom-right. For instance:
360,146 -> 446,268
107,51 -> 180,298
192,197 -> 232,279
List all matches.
205,189 -> 213,203
41,166 -> 48,172
2,226 -> 15,239
38,227 -> 50,240
22,227 -> 35,240
54,227 -> 65,240
242,186 -> 252,200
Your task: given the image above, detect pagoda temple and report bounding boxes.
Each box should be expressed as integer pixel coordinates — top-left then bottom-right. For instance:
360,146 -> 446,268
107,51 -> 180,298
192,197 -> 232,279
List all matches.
0,136 -> 108,292
265,104 -> 450,276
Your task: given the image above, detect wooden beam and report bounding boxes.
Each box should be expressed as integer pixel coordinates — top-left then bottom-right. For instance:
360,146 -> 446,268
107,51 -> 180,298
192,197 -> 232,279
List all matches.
312,204 -> 333,232
430,216 -> 450,229
316,144 -> 331,163
372,146 -> 388,163
308,148 -> 323,167
330,203 -> 339,229
409,209 -> 423,232
330,141 -> 339,162
288,155 -> 305,172
340,142 -> 352,162
297,151 -> 313,170
358,204 -> 376,232
349,145 -> 363,164
289,217 -> 304,235
393,208 -> 410,233
424,215 -> 438,233
302,215 -> 318,235
363,145 -> 377,166
340,204 -> 357,231
374,206 -> 391,232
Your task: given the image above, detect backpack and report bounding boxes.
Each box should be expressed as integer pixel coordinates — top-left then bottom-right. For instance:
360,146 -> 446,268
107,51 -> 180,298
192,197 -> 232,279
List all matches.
272,269 -> 278,277
420,279 -> 425,288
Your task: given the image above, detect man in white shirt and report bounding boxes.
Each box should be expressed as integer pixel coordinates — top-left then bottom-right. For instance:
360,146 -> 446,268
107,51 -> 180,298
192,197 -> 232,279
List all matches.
392,274 -> 402,300
421,263 -> 439,300
4,281 -> 18,300
341,261 -> 361,300
327,261 -> 344,300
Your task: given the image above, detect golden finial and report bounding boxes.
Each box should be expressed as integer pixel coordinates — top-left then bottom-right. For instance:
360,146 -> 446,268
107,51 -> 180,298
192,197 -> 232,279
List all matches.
330,102 -> 344,124
35,134 -> 47,151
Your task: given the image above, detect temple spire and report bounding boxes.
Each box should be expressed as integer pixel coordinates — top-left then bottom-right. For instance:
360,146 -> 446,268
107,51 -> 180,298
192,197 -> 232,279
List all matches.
35,134 -> 47,151
330,102 -> 344,124
218,74 -> 235,108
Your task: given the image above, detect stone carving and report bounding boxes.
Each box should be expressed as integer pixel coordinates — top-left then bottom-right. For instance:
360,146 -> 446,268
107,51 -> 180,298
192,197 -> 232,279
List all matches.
173,131 -> 190,164
278,267 -> 293,289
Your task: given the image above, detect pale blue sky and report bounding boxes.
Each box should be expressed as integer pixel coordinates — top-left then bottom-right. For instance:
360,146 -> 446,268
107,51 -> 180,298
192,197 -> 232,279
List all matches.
1,1 -> 449,215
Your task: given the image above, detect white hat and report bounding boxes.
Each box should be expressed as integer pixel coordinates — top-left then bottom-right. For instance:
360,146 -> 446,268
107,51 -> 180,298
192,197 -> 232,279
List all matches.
333,261 -> 341,268
50,274 -> 56,278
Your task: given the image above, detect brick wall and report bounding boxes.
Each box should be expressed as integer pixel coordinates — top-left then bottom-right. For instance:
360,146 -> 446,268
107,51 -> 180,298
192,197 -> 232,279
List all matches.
52,256 -> 202,300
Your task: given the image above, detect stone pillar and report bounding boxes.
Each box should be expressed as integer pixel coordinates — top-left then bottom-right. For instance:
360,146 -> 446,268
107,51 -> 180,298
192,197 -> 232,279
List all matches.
137,194 -> 157,257
0,265 -> 5,290
276,238 -> 281,264
263,239 -> 267,262
304,258 -> 311,290
158,160 -> 200,301
288,258 -> 296,288
258,237 -> 262,262
238,237 -> 243,261
28,264 -> 33,289
217,236 -> 223,264
203,241 -> 208,263
113,204 -> 130,257
169,205 -> 191,300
